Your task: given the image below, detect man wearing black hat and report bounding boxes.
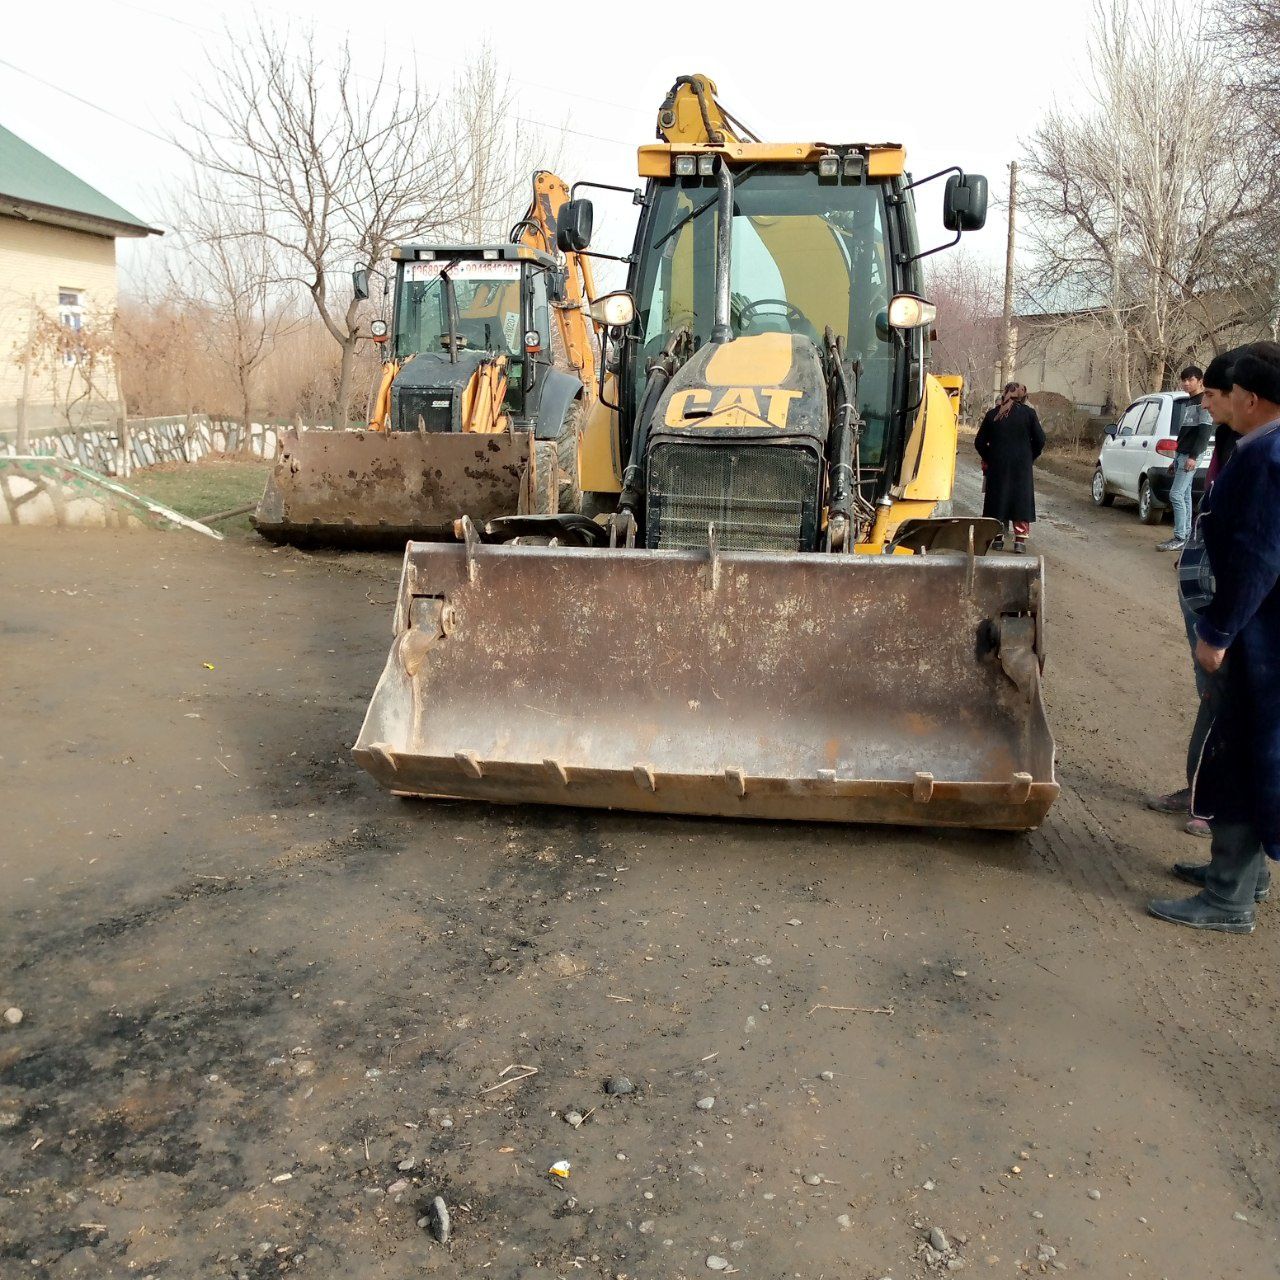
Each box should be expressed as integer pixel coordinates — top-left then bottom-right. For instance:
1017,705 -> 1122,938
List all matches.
1149,343 -> 1280,932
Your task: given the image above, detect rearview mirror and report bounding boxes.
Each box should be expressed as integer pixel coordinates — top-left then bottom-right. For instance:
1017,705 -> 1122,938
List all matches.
557,199 -> 594,253
352,267 -> 370,301
943,173 -> 988,233
589,291 -> 636,329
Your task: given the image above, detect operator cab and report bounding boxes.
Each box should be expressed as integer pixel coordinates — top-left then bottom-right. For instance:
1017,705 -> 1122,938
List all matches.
387,243 -> 558,424
627,153 -> 916,475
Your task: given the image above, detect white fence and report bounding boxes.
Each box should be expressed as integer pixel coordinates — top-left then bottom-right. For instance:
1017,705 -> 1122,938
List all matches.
0,414 -> 285,478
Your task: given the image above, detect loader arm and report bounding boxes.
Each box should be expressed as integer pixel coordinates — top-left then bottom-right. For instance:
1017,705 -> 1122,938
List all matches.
514,171 -> 599,391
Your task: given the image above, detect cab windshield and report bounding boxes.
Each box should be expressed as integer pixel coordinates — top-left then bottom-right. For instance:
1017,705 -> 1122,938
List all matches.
632,168 -> 896,463
395,261 -> 525,369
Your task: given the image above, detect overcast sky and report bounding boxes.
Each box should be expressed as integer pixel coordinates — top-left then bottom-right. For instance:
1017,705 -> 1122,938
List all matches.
2,0 -> 1101,289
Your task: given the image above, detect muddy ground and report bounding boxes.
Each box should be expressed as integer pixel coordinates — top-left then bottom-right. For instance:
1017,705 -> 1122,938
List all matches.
1,456 -> 1277,1280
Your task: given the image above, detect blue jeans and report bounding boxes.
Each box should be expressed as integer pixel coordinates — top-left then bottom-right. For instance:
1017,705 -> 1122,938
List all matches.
1170,454 -> 1195,540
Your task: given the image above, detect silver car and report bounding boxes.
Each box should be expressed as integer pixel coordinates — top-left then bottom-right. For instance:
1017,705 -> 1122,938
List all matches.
1091,391 -> 1212,524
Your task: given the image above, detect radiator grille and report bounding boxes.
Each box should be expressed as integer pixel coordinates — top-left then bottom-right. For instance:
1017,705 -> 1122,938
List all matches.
393,388 -> 454,433
646,442 -> 822,552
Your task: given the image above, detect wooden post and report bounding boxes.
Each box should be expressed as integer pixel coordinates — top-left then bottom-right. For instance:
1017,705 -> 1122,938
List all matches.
116,369 -> 131,478
16,308 -> 34,453
998,160 -> 1018,391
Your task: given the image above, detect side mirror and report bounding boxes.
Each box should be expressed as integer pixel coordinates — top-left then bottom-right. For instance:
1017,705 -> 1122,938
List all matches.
352,267 -> 371,301
943,173 -> 989,233
589,291 -> 636,329
1105,425 -> 1118,439
557,199 -> 594,253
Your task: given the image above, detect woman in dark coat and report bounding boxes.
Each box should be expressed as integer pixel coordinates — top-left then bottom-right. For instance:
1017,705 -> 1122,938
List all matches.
974,383 -> 1046,552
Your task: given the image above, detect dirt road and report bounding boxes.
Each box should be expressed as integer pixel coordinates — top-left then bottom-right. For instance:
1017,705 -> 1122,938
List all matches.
1,455 -> 1277,1279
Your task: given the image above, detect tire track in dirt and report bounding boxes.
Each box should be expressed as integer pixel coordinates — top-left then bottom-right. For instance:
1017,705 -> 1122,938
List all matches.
1033,782 -> 1276,1214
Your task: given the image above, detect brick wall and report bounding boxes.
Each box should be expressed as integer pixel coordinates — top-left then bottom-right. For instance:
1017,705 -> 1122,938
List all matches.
0,214 -> 120,430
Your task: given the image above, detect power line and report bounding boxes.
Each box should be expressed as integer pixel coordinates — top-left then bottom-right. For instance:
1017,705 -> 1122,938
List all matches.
0,56 -> 177,149
96,0 -> 640,146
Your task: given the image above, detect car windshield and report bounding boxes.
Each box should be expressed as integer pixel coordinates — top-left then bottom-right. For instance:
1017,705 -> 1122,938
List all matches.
395,261 -> 524,366
632,168 -> 895,464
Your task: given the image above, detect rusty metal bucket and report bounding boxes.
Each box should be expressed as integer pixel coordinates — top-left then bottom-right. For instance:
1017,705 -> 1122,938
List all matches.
353,541 -> 1059,830
252,428 -> 532,547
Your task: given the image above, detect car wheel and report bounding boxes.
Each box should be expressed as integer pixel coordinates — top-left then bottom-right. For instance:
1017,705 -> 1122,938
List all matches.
1091,467 -> 1115,507
1138,477 -> 1163,525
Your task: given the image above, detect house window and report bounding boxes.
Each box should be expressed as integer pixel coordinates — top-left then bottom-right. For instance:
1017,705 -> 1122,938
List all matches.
59,289 -> 84,364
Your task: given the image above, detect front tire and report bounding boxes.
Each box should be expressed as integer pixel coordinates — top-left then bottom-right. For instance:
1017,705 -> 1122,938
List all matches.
555,401 -> 585,516
1138,476 -> 1163,525
1091,467 -> 1115,507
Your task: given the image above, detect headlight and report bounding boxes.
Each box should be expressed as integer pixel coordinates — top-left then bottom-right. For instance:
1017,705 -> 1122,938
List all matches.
697,154 -> 715,177
369,319 -> 389,339
887,294 -> 937,329
674,155 -> 696,177
817,153 -> 839,178
589,291 -> 637,329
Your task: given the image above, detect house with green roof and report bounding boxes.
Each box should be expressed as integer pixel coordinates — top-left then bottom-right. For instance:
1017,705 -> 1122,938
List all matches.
0,123 -> 161,436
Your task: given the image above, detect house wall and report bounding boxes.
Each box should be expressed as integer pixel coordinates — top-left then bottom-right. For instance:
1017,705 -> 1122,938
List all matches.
1013,319 -> 1117,416
0,215 -> 121,431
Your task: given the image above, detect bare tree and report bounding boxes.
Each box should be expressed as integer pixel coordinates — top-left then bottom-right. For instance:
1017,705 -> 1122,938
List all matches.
178,26 -> 461,425
17,305 -> 120,430
1020,0 -> 1276,400
1216,0 -> 1280,336
448,45 -> 562,242
168,175 -> 295,434
926,248 -> 1002,421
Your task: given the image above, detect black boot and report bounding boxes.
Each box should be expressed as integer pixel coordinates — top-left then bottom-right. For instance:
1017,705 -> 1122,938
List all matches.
1171,859 -> 1270,903
1149,823 -> 1265,934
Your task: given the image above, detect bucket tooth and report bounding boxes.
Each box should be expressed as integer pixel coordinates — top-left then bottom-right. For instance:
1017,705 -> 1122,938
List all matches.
633,764 -> 657,792
455,751 -> 484,779
545,758 -> 570,786
367,742 -> 398,773
1009,772 -> 1033,803
817,769 -> 837,783
725,767 -> 746,797
913,771 -> 935,803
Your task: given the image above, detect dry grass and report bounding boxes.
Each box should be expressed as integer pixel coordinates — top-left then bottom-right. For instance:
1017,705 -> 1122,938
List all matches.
126,457 -> 271,536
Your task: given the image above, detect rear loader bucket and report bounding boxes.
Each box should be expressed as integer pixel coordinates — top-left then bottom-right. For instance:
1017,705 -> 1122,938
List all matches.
252,427 -> 532,548
353,542 -> 1059,830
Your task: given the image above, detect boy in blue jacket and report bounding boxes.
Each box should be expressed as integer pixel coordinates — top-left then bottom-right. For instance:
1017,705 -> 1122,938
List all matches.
1149,347 -> 1280,933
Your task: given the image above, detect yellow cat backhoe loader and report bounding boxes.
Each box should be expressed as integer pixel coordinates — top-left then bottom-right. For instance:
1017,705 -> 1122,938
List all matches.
252,172 -> 598,545
353,76 -> 1058,830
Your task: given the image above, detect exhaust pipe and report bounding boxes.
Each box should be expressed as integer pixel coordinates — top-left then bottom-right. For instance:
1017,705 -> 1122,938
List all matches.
710,161 -> 734,345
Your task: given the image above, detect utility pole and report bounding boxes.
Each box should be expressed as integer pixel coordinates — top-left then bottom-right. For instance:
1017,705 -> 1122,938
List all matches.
998,160 -> 1018,391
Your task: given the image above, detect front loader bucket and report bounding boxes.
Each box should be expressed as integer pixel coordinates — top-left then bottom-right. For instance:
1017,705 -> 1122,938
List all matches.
252,428 -> 531,548
354,542 -> 1058,830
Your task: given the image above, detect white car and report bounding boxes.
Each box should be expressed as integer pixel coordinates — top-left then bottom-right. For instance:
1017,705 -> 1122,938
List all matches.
1091,391 -> 1213,524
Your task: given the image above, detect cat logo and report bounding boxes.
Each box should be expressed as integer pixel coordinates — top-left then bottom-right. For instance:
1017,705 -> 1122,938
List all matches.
664,385 -> 802,429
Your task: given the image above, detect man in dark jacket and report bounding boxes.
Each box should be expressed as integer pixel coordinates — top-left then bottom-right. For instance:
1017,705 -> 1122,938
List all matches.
1149,347 -> 1280,933
1156,365 -> 1214,552
1146,349 -> 1244,831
